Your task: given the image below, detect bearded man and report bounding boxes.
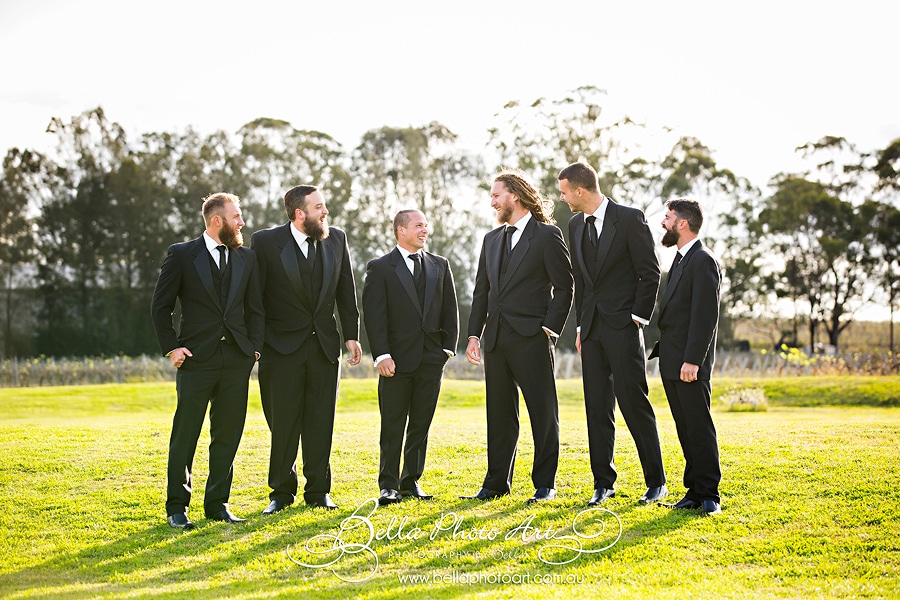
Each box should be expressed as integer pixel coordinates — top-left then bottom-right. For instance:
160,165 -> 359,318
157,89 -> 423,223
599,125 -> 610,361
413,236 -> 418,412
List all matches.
151,192 -> 264,529
250,185 -> 362,512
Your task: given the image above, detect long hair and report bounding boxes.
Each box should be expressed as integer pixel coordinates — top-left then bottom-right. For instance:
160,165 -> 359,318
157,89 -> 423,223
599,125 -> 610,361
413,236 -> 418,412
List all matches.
494,168 -> 555,224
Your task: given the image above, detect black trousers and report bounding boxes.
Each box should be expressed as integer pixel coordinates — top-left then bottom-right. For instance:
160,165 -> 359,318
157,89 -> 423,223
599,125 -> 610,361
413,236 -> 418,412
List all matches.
581,319 -> 666,489
662,377 -> 721,502
482,321 -> 559,492
377,361 -> 445,490
259,339 -> 339,503
166,342 -> 254,516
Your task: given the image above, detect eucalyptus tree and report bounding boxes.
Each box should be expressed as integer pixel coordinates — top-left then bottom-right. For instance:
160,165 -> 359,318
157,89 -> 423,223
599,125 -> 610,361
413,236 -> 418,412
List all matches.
346,122 -> 486,349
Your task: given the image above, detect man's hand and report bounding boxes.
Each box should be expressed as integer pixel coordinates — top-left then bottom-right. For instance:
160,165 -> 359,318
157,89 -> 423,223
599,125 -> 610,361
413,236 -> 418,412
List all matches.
169,347 -> 192,368
575,331 -> 582,356
680,362 -> 700,382
377,357 -> 396,377
466,338 -> 481,365
346,340 -> 362,366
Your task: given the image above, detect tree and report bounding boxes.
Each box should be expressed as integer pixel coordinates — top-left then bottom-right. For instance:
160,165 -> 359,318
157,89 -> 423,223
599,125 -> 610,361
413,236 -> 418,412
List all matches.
236,118 -> 351,232
346,123 -> 486,350
758,176 -> 870,351
0,148 -> 45,357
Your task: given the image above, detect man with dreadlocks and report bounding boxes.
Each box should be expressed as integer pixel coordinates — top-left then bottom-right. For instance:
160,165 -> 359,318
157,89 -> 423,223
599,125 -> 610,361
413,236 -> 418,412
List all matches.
461,169 -> 574,504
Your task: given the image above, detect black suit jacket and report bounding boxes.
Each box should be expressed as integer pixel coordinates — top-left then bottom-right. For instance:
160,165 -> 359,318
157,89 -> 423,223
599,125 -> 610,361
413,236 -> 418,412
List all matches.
468,218 -> 573,352
150,237 -> 264,360
650,240 -> 722,380
362,248 -> 459,372
250,223 -> 360,361
568,200 -> 660,336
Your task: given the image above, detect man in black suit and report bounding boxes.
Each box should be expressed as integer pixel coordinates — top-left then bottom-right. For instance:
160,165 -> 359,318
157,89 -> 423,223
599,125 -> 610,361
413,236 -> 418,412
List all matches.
557,161 -> 667,506
651,199 -> 723,516
250,185 -> 362,513
362,209 -> 459,506
462,169 -> 573,503
151,192 -> 264,529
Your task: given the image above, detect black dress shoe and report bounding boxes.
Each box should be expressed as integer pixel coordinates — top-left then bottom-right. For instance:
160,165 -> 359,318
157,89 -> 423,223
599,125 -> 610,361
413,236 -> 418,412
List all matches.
167,513 -> 194,530
206,508 -> 246,523
526,487 -> 557,503
701,500 -> 721,516
639,485 -> 668,504
378,489 -> 402,506
262,500 -> 293,515
400,483 -> 433,500
460,487 -> 509,500
305,494 -> 338,510
661,496 -> 701,509
588,487 -> 615,506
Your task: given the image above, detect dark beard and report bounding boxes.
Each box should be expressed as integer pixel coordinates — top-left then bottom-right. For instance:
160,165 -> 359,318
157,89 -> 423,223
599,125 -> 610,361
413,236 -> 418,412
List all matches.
497,205 -> 512,225
302,217 -> 330,242
661,227 -> 679,248
220,223 -> 243,249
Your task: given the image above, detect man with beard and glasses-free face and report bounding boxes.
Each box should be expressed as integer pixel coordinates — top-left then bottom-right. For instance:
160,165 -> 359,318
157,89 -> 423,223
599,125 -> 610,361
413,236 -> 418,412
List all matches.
362,209 -> 459,506
251,185 -> 362,513
650,199 -> 723,516
462,169 -> 573,504
151,192 -> 264,529
558,161 -> 667,507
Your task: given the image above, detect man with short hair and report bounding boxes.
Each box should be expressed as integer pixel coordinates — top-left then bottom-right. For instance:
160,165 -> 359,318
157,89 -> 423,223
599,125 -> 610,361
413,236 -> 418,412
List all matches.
558,161 -> 667,506
362,209 -> 459,505
651,198 -> 723,516
462,169 -> 573,504
251,185 -> 362,512
151,192 -> 264,529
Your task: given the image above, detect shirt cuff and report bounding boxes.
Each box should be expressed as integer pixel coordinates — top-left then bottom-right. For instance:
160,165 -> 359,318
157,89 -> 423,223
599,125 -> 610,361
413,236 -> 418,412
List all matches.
374,353 -> 391,366
632,314 -> 650,326
443,349 -> 455,358
542,326 -> 559,338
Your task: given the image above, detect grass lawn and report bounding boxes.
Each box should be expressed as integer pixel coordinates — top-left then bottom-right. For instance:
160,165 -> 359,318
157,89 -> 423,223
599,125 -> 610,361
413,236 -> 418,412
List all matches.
0,377 -> 898,599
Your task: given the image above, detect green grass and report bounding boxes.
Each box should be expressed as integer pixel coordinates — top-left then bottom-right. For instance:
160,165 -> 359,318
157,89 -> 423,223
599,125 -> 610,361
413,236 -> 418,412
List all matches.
1,377 -> 899,598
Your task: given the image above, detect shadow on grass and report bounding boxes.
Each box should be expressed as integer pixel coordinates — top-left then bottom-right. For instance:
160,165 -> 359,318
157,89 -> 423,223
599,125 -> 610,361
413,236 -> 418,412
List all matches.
0,490 -> 710,598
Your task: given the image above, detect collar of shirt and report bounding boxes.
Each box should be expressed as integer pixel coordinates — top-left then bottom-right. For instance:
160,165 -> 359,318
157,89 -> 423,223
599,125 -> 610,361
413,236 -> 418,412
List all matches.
202,231 -> 228,263
397,246 -> 421,275
677,237 -> 700,258
584,195 -> 609,227
289,223 -> 311,257
506,211 -> 532,248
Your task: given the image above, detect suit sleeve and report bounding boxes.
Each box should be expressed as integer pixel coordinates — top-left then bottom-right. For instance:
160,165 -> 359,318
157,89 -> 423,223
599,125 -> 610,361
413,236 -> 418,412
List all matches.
243,249 -> 265,352
628,210 -> 661,321
335,232 -> 361,341
361,259 -> 390,359
467,238 -> 490,339
568,218 -> 584,327
684,252 -> 721,366
441,259 -> 460,352
541,225 -> 574,335
150,244 -> 182,355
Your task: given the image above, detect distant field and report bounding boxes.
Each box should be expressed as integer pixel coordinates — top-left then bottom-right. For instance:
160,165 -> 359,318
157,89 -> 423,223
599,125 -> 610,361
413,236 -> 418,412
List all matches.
0,378 -> 898,598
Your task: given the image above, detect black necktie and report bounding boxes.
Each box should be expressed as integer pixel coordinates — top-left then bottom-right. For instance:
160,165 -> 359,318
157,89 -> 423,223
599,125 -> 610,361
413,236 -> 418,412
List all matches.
216,245 -> 227,271
306,238 -> 316,266
667,252 -> 682,285
409,253 -> 425,306
585,215 -> 598,247
410,253 -> 422,280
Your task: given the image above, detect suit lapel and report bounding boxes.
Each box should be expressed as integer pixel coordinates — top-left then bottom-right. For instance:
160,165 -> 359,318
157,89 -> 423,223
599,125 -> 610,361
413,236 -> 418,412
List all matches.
422,252 -> 437,317
500,219 -> 533,291
223,247 -> 245,313
192,238 -> 220,309
593,201 -> 617,281
278,224 -> 307,303
659,241 -> 701,313
393,249 -> 423,319
316,235 -> 335,311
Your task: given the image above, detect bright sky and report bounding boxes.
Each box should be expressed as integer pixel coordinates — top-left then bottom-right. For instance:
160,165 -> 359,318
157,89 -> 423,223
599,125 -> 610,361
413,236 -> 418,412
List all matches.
2,0 -> 898,193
